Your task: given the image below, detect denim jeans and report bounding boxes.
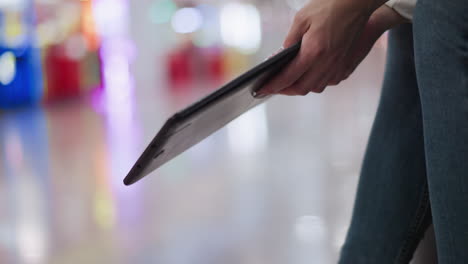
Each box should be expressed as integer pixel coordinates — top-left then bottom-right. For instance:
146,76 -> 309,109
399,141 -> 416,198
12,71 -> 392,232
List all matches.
338,0 -> 468,263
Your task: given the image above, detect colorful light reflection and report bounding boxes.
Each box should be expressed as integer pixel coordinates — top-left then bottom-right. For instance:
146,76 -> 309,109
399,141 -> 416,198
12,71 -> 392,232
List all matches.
92,0 -> 134,108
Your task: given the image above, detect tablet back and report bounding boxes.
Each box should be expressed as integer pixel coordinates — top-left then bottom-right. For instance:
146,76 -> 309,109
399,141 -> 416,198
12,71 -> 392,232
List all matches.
124,43 -> 301,185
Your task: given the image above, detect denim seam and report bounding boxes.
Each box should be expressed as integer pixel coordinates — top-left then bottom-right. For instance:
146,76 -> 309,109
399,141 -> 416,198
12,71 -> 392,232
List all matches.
394,183 -> 432,264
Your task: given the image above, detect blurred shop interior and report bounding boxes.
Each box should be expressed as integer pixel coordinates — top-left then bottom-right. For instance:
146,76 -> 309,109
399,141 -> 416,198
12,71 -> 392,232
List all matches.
0,0 -> 302,108
0,0 -> 391,263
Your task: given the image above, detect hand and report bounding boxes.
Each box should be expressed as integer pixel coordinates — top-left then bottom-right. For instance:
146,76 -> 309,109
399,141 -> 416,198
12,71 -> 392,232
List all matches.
257,1 -> 406,96
328,5 -> 408,86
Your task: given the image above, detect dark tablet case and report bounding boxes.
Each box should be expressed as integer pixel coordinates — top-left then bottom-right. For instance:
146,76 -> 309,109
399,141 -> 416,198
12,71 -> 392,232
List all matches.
124,42 -> 301,185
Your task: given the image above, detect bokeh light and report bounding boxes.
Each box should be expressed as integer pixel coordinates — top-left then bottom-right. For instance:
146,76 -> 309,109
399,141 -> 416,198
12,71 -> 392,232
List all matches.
193,4 -> 220,47
64,34 -> 88,60
171,7 -> 203,34
148,0 -> 177,25
220,3 -> 261,54
93,0 -> 128,37
0,52 -> 17,85
0,0 -> 26,9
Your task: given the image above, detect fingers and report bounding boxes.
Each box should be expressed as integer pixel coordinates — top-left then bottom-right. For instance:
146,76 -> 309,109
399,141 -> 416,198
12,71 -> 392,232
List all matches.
259,33 -> 327,95
255,11 -> 314,96
258,47 -> 311,94
278,82 -> 328,96
277,61 -> 336,96
278,85 -> 310,96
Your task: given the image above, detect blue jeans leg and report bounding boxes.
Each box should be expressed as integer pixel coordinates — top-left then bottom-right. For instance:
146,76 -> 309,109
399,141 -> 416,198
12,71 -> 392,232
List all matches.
339,24 -> 432,264
413,0 -> 468,262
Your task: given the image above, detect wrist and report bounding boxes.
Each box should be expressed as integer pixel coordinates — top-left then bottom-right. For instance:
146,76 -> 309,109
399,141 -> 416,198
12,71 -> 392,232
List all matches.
368,5 -> 407,35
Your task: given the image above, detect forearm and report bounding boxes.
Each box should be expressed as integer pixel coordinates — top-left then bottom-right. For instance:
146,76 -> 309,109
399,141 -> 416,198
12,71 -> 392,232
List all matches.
368,4 -> 408,36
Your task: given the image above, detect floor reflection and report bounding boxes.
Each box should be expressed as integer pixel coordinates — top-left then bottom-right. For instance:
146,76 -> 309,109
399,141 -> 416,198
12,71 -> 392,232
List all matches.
0,108 -> 51,264
0,45 -> 385,263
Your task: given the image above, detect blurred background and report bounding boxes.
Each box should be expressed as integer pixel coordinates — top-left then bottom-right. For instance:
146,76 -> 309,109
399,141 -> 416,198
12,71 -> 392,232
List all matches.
0,0 -> 389,263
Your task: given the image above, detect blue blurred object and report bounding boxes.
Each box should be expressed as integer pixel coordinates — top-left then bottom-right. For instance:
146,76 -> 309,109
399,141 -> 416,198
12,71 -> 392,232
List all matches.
0,46 -> 43,109
0,0 -> 43,109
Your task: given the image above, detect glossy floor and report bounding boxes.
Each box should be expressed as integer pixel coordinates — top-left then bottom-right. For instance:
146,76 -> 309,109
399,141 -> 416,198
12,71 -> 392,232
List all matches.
0,46 -> 388,264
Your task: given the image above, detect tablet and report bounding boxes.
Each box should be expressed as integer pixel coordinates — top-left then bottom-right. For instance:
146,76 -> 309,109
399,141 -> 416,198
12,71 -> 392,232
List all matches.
124,42 -> 301,185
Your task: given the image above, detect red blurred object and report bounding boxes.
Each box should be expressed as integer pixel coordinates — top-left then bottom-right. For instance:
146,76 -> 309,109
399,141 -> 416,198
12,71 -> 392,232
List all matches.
44,45 -> 82,100
166,41 -> 227,94
206,49 -> 224,83
167,48 -> 193,92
